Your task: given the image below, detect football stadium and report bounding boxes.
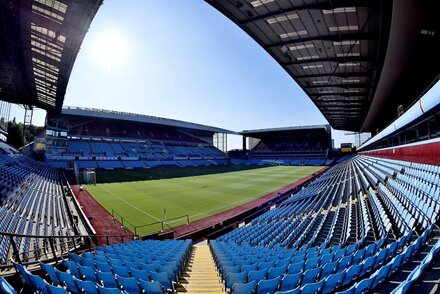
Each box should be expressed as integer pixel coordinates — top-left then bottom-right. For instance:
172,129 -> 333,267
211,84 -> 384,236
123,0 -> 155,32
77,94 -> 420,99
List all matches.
0,0 -> 439,293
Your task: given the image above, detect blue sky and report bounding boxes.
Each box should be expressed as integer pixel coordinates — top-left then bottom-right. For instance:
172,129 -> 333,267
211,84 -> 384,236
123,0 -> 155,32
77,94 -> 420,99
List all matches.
11,0 -> 358,149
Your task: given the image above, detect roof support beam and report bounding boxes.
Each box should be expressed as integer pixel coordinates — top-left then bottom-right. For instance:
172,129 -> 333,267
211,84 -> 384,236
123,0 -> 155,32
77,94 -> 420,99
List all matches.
266,33 -> 375,49
238,0 -> 374,26
284,55 -> 372,65
302,83 -> 370,89
296,72 -> 371,79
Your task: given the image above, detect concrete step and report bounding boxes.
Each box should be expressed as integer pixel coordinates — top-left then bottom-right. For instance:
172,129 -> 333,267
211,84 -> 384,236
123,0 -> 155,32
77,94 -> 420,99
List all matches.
179,245 -> 226,294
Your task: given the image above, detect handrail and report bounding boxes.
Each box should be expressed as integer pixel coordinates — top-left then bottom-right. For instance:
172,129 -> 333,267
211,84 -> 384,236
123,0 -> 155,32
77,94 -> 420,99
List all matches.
111,210 -> 190,236
0,230 -> 138,271
62,171 -> 96,235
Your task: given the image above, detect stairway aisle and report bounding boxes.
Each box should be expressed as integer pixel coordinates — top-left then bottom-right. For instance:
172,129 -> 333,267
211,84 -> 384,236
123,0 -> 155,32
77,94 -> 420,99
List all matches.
179,244 -> 226,293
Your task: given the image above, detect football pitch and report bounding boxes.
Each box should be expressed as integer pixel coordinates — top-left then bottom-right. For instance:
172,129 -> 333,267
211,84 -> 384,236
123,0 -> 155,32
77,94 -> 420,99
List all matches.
86,165 -> 322,235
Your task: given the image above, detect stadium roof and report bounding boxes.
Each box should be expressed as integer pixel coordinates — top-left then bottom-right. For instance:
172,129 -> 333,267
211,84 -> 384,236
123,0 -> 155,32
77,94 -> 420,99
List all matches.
60,106 -> 236,134
242,124 -> 330,136
0,0 -> 102,112
206,0 -> 440,133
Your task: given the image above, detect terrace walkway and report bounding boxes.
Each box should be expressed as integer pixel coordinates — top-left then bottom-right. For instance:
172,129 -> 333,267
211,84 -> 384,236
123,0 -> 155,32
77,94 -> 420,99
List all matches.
179,243 -> 225,293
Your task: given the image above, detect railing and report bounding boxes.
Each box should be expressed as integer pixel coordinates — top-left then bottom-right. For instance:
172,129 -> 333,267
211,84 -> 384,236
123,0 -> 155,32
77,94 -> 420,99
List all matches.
0,231 -> 138,271
111,209 -> 190,236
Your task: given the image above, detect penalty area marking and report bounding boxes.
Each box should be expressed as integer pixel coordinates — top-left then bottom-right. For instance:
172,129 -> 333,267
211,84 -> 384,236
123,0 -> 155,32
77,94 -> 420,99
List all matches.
94,185 -> 162,222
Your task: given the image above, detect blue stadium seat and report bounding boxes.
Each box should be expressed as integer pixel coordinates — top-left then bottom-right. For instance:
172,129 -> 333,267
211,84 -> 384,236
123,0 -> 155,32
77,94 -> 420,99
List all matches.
321,261 -> 338,278
322,271 -> 346,294
63,260 -> 82,279
275,287 -> 300,294
301,280 -> 325,294
372,263 -> 392,288
96,285 -> 122,294
73,276 -> 98,294
248,269 -> 268,284
117,275 -> 141,293
276,258 -> 291,268
342,265 -> 362,288
352,249 -> 366,265
375,248 -> 390,268
96,271 -> 118,288
125,261 -> 140,271
55,269 -> 80,294
257,276 -> 281,294
112,266 -> 131,278
69,253 -> 82,265
96,262 -> 112,273
47,284 -> 69,294
140,263 -> 157,273
301,268 -> 321,285
0,276 -> 16,294
232,281 -> 257,294
354,276 -> 374,294
304,258 -> 320,270
108,258 -> 123,267
338,255 -> 353,273
242,264 -> 259,275
29,273 -> 50,294
157,266 -> 178,283
95,256 -> 108,263
287,262 -> 304,274
81,258 -> 95,268
150,271 -> 173,292
138,279 -> 165,294
130,269 -> 150,282
78,265 -> 98,283
268,265 -> 288,279
360,256 -> 376,277
320,254 -> 333,265
40,262 -> 61,286
279,273 -> 302,292
15,263 -> 33,286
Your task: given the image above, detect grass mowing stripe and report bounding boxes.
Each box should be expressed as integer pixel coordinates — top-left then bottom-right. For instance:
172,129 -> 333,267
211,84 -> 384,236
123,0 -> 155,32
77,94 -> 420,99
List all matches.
94,185 -> 162,222
86,165 -> 322,235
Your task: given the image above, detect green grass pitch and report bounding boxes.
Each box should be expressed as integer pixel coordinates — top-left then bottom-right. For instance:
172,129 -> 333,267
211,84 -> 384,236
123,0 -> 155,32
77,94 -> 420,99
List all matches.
86,165 -> 322,235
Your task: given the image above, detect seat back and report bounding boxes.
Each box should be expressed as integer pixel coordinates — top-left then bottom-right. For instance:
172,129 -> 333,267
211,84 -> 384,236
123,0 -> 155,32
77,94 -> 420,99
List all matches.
301,280 -> 325,294
257,276 -> 281,294
73,276 -> 98,294
232,281 -> 257,294
139,279 -> 164,294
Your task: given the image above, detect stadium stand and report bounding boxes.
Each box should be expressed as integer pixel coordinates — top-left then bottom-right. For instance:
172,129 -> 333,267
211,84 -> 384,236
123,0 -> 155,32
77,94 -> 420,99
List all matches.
15,239 -> 191,293
45,107 -> 230,170
235,126 -> 333,166
210,155 -> 440,293
0,142 -> 90,266
4,153 -> 439,293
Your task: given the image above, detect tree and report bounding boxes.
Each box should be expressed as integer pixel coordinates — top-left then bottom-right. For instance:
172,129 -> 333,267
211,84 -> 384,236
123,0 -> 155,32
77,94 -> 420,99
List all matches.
6,118 -> 24,149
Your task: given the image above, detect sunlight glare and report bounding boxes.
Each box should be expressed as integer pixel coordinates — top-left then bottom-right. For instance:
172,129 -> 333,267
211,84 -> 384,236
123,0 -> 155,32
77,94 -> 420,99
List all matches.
92,30 -> 129,69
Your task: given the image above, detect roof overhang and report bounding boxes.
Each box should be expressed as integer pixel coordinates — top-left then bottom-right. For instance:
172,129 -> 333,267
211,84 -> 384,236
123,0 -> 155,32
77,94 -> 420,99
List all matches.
0,0 -> 102,112
206,0 -> 440,134
59,106 -> 237,135
242,124 -> 331,137
361,0 -> 440,132
205,0 -> 388,131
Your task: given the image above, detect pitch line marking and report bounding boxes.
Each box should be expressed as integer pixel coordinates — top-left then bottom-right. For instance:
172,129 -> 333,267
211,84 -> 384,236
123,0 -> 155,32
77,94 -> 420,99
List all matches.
96,185 -> 162,222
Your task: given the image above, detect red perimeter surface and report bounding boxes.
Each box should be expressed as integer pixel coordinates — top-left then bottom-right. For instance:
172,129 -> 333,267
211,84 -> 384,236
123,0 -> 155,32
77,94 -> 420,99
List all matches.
70,183 -> 133,245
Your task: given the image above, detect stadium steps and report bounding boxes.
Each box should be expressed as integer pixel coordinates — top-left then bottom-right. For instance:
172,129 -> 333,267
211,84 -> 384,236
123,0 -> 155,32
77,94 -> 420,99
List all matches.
330,207 -> 346,245
179,244 -> 226,294
314,210 -> 335,245
373,234 -> 440,293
